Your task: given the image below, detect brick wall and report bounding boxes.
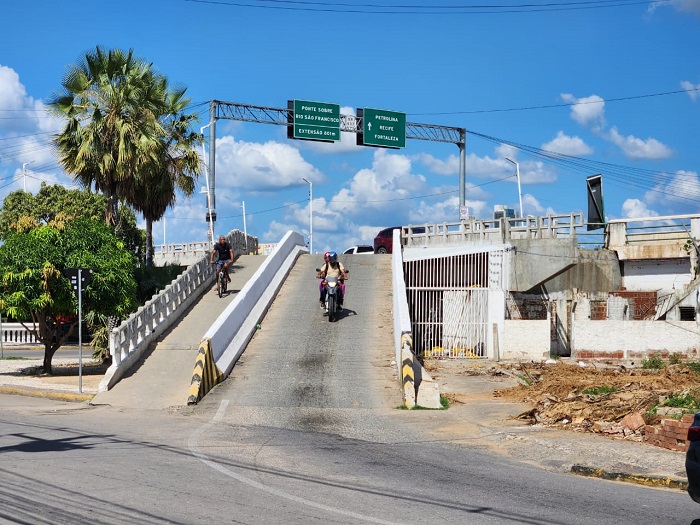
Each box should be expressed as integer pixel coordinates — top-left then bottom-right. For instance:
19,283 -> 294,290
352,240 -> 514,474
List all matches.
644,413 -> 693,452
590,300 -> 607,320
610,290 -> 657,320
506,296 -> 548,320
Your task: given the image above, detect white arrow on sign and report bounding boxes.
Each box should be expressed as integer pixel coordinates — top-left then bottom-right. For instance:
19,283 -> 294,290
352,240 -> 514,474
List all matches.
367,122 -> 372,131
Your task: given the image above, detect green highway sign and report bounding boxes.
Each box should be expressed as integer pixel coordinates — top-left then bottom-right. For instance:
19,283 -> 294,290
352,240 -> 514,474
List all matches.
291,99 -> 341,142
360,107 -> 406,148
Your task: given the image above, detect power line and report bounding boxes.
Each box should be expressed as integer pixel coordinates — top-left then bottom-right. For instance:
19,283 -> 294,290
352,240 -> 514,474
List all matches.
184,0 -> 667,14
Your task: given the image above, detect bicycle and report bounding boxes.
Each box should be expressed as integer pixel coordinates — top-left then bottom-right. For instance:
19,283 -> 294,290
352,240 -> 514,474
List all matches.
214,260 -> 229,298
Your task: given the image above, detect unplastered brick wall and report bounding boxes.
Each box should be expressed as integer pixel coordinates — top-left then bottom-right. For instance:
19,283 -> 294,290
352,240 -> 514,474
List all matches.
590,300 -> 607,320
506,295 -> 548,320
611,290 -> 657,320
644,413 -> 693,452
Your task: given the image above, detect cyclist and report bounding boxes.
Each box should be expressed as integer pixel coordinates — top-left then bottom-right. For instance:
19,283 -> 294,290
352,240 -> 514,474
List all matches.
210,235 -> 234,289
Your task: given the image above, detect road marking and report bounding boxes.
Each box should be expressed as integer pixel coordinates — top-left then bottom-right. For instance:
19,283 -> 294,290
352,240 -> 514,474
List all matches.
188,400 -> 402,525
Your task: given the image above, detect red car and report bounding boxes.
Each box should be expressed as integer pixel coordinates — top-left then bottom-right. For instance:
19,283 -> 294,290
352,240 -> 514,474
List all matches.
373,226 -> 400,254
373,226 -> 425,254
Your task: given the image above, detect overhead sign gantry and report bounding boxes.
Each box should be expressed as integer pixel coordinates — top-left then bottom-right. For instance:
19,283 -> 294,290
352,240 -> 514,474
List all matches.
204,99 -> 466,234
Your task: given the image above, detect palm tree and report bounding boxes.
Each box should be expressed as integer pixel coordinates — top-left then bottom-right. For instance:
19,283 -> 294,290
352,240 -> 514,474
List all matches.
50,47 -> 168,226
131,87 -> 202,267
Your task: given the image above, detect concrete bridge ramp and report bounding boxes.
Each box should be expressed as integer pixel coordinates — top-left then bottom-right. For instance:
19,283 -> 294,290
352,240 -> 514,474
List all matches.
91,255 -> 266,410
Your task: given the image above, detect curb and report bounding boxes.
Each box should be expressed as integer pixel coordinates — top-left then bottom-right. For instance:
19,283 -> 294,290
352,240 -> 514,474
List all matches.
571,465 -> 688,490
0,385 -> 95,403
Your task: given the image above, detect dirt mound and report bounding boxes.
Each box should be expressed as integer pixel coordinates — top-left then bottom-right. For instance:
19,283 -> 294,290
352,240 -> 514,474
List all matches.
492,361 -> 700,432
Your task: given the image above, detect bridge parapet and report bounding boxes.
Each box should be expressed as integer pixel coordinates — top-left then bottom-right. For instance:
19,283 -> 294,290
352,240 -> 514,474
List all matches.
606,214 -> 699,262
403,213 -> 586,248
153,229 -> 258,267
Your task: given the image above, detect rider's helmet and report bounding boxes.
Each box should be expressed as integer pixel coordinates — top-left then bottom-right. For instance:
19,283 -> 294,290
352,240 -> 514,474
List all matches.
329,251 -> 338,264
324,251 -> 331,263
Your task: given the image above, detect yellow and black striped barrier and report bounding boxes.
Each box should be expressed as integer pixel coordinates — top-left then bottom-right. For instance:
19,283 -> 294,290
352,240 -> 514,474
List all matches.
401,332 -> 416,409
187,338 -> 224,405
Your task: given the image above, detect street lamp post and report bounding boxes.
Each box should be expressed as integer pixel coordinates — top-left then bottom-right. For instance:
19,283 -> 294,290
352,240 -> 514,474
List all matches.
301,178 -> 312,254
201,125 -> 214,245
505,157 -> 524,220
241,201 -> 248,253
22,161 -> 34,192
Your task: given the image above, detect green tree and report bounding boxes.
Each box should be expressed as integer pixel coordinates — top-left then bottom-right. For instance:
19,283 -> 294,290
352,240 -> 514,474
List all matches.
131,88 -> 202,267
0,217 -> 138,374
0,184 -> 145,258
49,46 -> 168,226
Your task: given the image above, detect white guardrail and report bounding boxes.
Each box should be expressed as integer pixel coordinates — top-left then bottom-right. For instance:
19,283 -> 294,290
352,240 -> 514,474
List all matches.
0,323 -> 39,345
99,230 -> 251,391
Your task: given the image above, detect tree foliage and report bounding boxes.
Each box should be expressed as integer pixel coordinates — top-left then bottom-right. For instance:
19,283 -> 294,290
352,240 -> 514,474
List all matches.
0,217 -> 138,373
49,46 -> 169,226
0,183 -> 145,259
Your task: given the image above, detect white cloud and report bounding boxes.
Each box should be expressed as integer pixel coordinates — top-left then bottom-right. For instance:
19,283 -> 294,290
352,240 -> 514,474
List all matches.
649,0 -> 700,15
607,127 -> 673,160
413,152 -> 460,175
645,170 -> 700,213
681,80 -> 700,101
215,135 -> 324,191
621,198 -> 660,219
542,131 -> 593,156
561,93 -> 605,129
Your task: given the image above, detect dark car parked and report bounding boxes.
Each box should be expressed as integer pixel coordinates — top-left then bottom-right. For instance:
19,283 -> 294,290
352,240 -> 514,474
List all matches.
373,226 -> 400,254
373,225 -> 426,254
686,413 -> 700,503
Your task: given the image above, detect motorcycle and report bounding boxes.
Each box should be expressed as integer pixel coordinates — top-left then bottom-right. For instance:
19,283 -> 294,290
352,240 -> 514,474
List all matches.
316,269 -> 348,322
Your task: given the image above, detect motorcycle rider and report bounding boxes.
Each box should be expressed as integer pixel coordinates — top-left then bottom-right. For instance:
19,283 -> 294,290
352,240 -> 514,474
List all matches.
318,251 -> 331,308
316,251 -> 348,310
210,235 -> 234,287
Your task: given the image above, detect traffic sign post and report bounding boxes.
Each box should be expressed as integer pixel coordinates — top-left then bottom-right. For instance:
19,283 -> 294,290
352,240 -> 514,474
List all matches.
289,99 -> 341,142
357,107 -> 406,149
64,268 -> 92,393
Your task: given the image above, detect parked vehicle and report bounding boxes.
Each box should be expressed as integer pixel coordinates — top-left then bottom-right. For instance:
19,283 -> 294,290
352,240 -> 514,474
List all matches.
373,226 -> 426,254
686,413 -> 700,503
343,245 -> 374,255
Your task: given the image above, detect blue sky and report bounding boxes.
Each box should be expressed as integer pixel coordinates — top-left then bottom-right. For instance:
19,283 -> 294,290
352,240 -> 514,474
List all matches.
1,0 -> 699,253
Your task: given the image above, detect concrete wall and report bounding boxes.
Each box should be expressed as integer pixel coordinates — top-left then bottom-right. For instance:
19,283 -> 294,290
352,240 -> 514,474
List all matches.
502,319 -> 551,361
622,258 -> 692,296
572,319 -> 700,360
206,231 -> 306,376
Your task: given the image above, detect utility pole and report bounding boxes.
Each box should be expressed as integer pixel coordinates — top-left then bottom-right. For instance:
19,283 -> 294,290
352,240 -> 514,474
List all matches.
505,157 -> 524,220
22,161 -> 34,192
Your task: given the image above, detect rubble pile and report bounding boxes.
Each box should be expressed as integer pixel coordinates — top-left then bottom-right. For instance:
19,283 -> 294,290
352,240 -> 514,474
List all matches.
492,361 -> 700,441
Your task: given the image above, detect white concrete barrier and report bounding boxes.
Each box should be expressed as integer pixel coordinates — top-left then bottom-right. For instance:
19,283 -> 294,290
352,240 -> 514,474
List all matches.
205,231 -> 307,376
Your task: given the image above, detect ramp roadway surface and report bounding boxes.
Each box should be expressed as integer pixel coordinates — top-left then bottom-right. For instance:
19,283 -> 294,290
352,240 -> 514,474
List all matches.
91,255 -> 266,410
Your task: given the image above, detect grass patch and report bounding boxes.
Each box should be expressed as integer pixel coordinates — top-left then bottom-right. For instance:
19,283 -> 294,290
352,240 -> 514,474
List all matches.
668,353 -> 682,365
687,362 -> 700,374
641,355 -> 666,370
582,386 -> 616,396
0,356 -> 30,361
663,391 -> 700,410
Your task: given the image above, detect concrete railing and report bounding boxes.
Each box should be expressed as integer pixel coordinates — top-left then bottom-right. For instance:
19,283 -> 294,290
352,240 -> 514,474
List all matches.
606,214 -> 700,262
0,323 -> 39,345
100,256 -> 212,391
403,213 -> 586,248
153,230 -> 258,267
100,230 -> 251,391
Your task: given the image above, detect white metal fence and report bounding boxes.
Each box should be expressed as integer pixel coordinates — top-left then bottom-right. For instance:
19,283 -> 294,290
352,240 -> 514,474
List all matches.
404,249 -> 505,358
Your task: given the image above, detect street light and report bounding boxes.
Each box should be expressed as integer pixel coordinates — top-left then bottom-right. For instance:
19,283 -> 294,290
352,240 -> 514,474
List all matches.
241,201 -> 248,253
301,178 -> 312,254
505,157 -> 524,220
22,161 -> 34,193
201,125 -> 214,245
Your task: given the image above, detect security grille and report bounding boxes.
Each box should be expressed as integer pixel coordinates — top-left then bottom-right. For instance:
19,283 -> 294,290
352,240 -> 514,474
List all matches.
404,249 -> 505,358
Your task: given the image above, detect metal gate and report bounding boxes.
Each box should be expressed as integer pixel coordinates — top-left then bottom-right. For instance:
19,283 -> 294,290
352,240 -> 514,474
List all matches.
404,248 -> 505,358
